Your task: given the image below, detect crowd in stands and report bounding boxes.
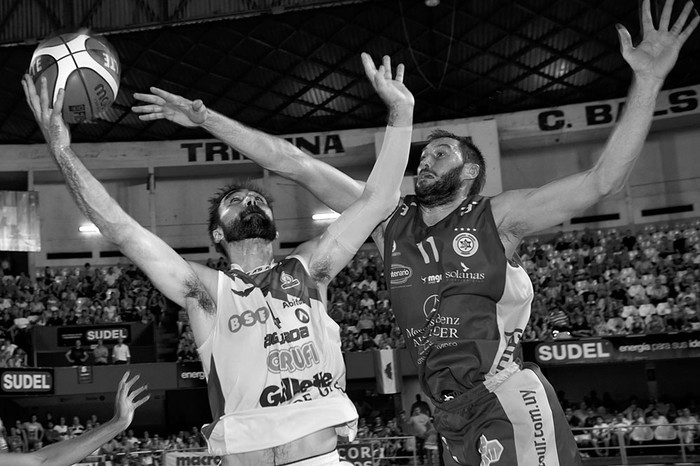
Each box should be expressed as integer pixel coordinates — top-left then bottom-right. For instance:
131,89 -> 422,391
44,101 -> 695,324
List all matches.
0,261 -> 166,367
0,220 -> 699,367
0,411 -> 207,464
557,390 -> 700,457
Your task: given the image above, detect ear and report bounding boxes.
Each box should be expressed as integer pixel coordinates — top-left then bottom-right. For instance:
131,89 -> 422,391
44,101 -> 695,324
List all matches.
461,162 -> 479,181
212,227 -> 224,244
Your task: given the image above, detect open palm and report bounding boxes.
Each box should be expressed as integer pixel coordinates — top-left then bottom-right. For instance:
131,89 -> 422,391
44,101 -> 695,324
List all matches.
617,0 -> 699,81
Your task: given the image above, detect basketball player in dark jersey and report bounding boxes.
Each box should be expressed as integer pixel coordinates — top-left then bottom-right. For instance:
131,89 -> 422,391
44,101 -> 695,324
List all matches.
129,3 -> 697,463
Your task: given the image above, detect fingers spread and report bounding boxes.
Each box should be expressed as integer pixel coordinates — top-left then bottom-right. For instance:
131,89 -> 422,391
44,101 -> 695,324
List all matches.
395,63 -> 405,83
660,0 -> 676,30
361,53 -> 378,82
641,0 -> 654,32
678,10 -> 700,42
133,93 -> 163,105
616,24 -> 634,52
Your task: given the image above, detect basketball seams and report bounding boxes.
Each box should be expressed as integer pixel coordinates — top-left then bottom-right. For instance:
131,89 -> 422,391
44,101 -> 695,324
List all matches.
30,32 -> 120,124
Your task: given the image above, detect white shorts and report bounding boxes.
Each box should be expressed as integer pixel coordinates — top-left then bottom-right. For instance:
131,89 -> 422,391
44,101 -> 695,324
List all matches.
284,450 -> 351,466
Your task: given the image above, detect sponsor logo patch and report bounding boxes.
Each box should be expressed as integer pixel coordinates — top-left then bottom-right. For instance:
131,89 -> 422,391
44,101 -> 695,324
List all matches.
280,271 -> 300,290
453,232 -> 479,257
390,264 -> 413,285
423,295 -> 440,319
479,435 -> 503,466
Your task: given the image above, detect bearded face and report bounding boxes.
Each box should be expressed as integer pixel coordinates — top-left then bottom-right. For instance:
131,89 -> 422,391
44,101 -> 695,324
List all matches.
220,204 -> 277,243
414,163 -> 464,208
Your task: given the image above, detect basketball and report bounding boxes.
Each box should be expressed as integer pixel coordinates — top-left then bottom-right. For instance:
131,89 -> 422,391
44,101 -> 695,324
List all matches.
28,30 -> 120,124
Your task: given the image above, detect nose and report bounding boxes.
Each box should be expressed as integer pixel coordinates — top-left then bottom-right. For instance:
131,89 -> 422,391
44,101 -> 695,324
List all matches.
243,194 -> 257,206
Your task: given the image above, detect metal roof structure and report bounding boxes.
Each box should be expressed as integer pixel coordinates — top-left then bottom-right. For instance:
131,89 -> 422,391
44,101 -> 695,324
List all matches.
0,0 -> 698,145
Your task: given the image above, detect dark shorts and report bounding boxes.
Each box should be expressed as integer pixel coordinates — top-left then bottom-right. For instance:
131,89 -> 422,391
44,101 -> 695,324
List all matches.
433,363 -> 581,466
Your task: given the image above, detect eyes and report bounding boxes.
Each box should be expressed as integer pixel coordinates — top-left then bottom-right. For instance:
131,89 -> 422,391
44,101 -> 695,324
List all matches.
224,192 -> 267,206
420,150 -> 447,161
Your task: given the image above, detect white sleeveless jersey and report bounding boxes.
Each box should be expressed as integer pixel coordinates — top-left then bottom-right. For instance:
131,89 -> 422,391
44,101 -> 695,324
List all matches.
198,256 -> 358,455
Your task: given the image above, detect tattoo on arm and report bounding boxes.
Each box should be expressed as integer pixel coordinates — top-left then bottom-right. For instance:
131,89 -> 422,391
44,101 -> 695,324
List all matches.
185,280 -> 216,315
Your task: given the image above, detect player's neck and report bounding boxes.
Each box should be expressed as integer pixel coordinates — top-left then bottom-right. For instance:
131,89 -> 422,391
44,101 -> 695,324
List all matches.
227,239 -> 275,273
418,192 -> 468,227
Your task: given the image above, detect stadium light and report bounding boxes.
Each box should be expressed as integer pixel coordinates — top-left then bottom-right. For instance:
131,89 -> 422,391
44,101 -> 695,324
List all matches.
79,224 -> 100,233
312,212 -> 340,221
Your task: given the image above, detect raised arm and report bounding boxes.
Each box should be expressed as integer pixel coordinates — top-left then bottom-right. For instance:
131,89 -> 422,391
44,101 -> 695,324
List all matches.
0,372 -> 148,466
21,75 -> 218,344
296,55 -> 414,284
132,52 -> 411,213
494,0 -> 698,245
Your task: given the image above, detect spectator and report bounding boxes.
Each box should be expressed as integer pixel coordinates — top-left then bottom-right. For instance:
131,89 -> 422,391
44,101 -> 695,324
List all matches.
68,416 -> 85,438
112,338 -> 131,365
590,416 -> 611,457
23,415 -> 44,451
410,394 -> 432,417
65,340 -> 88,366
676,407 -> 698,452
52,417 -> 69,441
93,339 -> 109,365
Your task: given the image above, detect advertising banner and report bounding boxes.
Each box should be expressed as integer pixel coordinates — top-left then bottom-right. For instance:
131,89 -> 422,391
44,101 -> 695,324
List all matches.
531,332 -> 700,365
0,368 -> 54,395
57,324 -> 131,346
338,441 -> 380,466
163,450 -> 220,466
176,361 -> 207,388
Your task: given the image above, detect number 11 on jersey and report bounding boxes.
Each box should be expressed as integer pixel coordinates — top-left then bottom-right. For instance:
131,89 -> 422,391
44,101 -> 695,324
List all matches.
417,236 -> 440,264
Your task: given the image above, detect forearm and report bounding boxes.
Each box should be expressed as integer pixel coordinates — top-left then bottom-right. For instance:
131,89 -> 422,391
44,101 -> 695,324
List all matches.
50,144 -> 139,245
590,75 -> 663,196
326,123 -> 413,251
200,109 -> 363,212
26,418 -> 127,466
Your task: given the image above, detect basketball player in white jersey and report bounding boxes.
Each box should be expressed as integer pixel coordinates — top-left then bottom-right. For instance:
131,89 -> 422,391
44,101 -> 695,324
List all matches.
132,1 -> 698,464
0,372 -> 148,466
23,53 -> 414,465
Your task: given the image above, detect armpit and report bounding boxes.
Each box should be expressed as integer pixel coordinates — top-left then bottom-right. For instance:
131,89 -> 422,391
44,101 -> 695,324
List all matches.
184,279 -> 215,315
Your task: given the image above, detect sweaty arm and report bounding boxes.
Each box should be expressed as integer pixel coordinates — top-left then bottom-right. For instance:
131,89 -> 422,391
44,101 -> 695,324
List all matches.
493,0 -> 698,255
23,76 -> 218,345
298,123 -> 412,284
200,110 -> 364,213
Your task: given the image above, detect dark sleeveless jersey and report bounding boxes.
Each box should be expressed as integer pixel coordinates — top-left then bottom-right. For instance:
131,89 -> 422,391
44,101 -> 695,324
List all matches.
383,195 -> 533,400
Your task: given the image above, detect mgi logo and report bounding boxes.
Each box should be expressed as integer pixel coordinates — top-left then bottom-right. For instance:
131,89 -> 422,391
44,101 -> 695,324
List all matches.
421,274 -> 442,285
390,264 -> 413,285
228,307 -> 269,333
260,372 -> 343,406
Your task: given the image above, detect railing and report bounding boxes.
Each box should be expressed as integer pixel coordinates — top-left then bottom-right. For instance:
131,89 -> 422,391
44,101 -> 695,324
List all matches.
66,426 -> 699,465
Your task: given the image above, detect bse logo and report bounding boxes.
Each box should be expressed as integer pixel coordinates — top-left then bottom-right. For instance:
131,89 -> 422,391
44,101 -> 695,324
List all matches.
453,232 -> 479,257
228,307 -> 269,333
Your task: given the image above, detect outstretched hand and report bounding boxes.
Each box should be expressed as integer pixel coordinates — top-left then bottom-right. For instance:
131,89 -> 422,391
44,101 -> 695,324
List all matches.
21,74 -> 71,150
361,53 -> 414,119
617,0 -> 699,82
113,371 -> 150,427
132,87 -> 207,127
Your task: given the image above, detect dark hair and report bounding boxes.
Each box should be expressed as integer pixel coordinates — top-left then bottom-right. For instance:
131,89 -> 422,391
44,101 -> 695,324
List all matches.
427,129 -> 486,196
207,181 -> 273,255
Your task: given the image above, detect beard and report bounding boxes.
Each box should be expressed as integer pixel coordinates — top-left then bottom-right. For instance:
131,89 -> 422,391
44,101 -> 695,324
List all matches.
221,205 -> 277,243
414,164 -> 464,208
